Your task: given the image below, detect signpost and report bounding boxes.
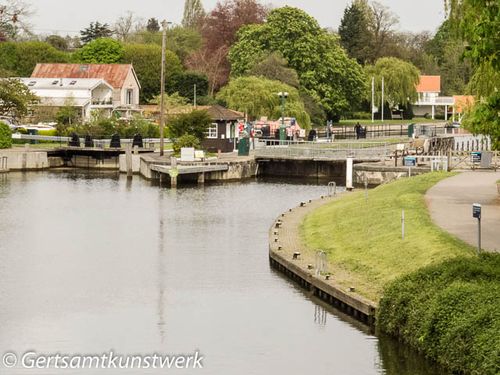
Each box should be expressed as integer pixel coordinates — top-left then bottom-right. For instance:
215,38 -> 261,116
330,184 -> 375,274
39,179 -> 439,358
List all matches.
472,203 -> 481,253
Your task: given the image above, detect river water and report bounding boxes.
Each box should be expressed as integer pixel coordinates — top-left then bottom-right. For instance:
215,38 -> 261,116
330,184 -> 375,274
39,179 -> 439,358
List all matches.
0,171 -> 444,374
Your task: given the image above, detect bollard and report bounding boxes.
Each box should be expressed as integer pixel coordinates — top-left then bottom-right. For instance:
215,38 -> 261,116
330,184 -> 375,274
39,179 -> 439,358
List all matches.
126,143 -> 133,178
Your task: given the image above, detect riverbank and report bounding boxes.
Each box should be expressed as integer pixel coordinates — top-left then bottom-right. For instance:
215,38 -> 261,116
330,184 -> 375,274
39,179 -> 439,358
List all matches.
294,172 -> 499,374
301,172 -> 474,301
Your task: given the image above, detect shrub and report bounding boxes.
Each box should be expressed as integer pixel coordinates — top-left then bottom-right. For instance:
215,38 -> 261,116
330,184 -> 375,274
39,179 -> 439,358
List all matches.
377,254 -> 500,374
0,122 -> 12,149
172,134 -> 200,154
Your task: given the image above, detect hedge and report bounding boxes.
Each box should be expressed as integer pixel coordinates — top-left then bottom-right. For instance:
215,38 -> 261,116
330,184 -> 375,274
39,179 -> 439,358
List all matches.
0,122 -> 12,149
377,254 -> 500,374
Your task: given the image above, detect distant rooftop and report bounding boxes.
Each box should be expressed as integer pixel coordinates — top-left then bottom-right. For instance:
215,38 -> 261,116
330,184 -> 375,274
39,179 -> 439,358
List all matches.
31,64 -> 138,89
416,75 -> 441,93
20,77 -> 112,91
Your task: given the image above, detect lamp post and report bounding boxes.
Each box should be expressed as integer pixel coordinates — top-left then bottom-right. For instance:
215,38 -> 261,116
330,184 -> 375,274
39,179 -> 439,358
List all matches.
278,91 -> 288,143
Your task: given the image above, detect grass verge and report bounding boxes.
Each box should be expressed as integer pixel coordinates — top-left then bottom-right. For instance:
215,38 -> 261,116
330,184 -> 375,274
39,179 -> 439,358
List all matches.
301,172 -> 474,301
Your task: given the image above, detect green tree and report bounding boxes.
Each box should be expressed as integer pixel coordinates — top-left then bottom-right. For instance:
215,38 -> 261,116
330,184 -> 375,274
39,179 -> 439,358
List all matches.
463,92 -> 500,150
229,7 -> 366,119
167,71 -> 209,103
182,0 -> 205,28
248,52 -> 300,88
45,35 -> 69,51
167,110 -> 212,141
146,18 -> 160,33
217,76 -> 311,128
0,121 -> 12,149
80,21 -> 113,44
75,38 -> 124,64
338,0 -> 372,64
0,78 -> 38,118
0,41 -> 68,77
365,57 -> 420,108
122,43 -> 183,103
56,97 -> 80,126
172,134 -> 200,154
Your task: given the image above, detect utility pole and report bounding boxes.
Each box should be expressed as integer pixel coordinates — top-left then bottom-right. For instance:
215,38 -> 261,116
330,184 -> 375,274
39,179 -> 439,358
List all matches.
159,20 -> 169,157
381,76 -> 385,122
371,76 -> 375,123
194,84 -> 197,108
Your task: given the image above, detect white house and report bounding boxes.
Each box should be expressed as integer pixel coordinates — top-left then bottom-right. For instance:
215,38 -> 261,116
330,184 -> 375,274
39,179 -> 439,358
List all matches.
414,76 -> 454,120
30,63 -> 141,117
20,78 -> 114,120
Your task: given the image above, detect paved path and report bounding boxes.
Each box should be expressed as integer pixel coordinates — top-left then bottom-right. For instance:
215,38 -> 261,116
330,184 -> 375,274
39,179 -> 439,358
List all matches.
426,171 -> 500,252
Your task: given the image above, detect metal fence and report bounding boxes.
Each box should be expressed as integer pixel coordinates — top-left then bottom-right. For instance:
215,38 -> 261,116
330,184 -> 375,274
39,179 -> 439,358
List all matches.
255,142 -> 392,160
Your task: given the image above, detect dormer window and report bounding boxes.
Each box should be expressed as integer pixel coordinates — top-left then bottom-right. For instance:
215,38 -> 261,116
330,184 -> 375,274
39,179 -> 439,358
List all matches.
28,81 -> 36,86
69,80 -> 77,85
52,80 -> 59,85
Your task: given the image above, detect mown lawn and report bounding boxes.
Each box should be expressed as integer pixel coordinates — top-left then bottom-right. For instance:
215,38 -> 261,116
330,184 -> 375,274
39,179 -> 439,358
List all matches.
301,172 -> 475,301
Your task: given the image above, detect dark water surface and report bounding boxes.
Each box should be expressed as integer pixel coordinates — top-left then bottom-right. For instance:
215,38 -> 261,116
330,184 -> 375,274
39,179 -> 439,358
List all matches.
0,171 -> 445,374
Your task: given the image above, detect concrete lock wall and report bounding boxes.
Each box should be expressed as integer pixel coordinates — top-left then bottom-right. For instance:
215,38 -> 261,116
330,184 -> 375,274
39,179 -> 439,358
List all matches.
119,154 -> 141,173
258,160 -> 346,179
0,150 -> 49,170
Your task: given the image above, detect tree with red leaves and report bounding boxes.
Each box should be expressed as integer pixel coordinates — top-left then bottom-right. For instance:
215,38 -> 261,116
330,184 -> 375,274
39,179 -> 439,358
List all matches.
187,0 -> 268,95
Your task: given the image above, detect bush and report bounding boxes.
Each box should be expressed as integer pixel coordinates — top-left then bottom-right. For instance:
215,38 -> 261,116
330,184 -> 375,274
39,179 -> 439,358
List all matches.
377,254 -> 500,374
167,110 -> 212,141
172,134 -> 200,154
0,122 -> 12,149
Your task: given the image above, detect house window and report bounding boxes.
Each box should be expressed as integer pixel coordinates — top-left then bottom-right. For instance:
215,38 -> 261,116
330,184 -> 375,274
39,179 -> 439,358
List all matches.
28,81 -> 36,86
70,80 -> 77,85
206,123 -> 218,139
52,80 -> 59,85
126,89 -> 133,105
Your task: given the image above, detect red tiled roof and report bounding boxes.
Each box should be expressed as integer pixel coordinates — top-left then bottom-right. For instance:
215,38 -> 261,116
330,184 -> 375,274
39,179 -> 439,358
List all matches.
416,75 -> 441,93
31,63 -> 135,89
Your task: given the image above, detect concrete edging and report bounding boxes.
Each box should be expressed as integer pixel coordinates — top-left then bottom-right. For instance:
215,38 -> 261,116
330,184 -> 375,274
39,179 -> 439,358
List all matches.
269,195 -> 377,326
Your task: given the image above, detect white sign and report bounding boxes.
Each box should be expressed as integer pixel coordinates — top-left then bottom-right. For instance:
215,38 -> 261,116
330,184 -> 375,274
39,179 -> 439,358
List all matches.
180,147 -> 195,162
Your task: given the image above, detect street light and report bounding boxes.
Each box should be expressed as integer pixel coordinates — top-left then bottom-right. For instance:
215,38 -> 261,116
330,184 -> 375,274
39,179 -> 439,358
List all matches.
277,91 -> 288,143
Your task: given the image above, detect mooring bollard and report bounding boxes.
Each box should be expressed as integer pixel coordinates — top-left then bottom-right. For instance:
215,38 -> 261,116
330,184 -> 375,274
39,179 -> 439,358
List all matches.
293,252 -> 301,260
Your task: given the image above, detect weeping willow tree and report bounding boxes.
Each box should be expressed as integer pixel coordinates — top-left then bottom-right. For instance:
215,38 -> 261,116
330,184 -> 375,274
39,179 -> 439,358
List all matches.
444,0 -> 499,149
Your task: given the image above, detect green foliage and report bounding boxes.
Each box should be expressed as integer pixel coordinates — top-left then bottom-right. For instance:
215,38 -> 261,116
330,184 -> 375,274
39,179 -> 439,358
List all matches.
0,79 -> 39,118
0,41 -> 69,77
122,43 -> 183,103
45,35 -> 69,51
229,7 -> 366,118
172,134 -> 200,154
365,57 -> 420,107
301,172 -> 473,300
60,115 -> 159,138
248,52 -> 300,88
0,122 -> 12,149
217,76 -> 311,128
56,102 -> 80,126
378,254 -> 500,374
338,0 -> 372,64
167,71 -> 209,103
462,92 -> 500,150
167,110 -> 212,141
75,38 -> 124,64
80,21 -> 113,44
146,18 -> 160,33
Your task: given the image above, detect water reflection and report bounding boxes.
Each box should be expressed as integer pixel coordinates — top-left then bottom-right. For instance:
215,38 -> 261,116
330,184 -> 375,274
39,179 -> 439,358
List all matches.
0,171 -> 443,375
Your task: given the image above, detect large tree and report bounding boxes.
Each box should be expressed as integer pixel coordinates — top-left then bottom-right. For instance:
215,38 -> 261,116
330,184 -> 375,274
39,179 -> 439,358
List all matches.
217,76 -> 311,128
0,41 -> 68,77
444,0 -> 500,148
249,52 -> 300,88
338,0 -> 372,64
0,1 -> 31,41
122,44 -> 183,103
187,0 -> 268,94
75,38 -> 124,64
229,7 -> 366,119
80,21 -> 113,44
182,0 -> 205,28
368,1 -> 399,61
365,57 -> 420,108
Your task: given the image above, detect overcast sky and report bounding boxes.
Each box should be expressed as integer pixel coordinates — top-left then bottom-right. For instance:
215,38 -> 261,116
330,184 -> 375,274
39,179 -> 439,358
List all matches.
28,0 -> 446,36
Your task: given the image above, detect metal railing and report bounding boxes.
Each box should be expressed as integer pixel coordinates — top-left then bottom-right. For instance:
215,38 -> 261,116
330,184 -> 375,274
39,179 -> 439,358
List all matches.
255,143 -> 392,160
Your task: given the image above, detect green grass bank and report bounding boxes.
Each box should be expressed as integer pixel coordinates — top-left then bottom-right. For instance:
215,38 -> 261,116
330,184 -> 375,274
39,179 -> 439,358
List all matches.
301,172 -> 474,301
300,173 -> 500,373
